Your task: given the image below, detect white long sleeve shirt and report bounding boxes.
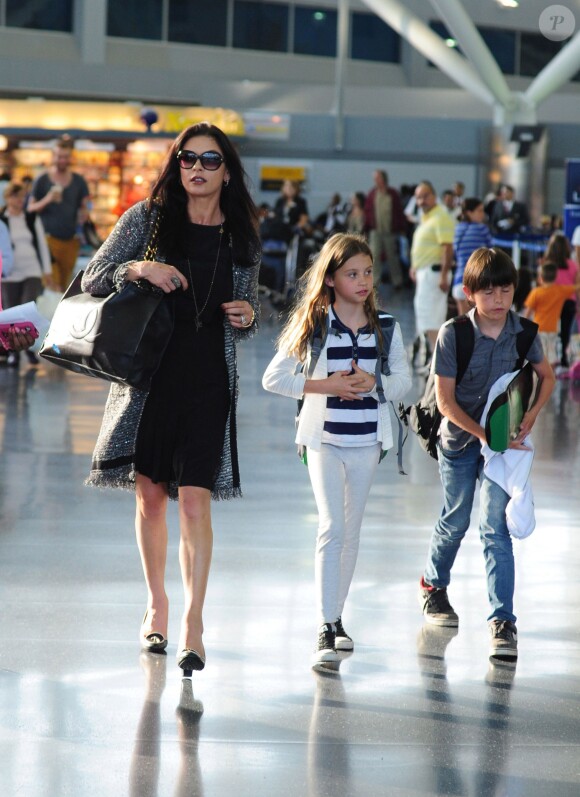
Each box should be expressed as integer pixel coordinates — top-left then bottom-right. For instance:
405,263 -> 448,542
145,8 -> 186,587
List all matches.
262,318 -> 411,453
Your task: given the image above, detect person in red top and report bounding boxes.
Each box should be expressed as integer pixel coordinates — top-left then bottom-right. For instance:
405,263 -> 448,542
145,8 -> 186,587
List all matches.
523,262 -> 579,368
363,170 -> 406,289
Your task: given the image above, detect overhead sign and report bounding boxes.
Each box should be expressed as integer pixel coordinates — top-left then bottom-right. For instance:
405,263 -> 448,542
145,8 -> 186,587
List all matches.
243,112 -> 290,140
0,99 -> 244,137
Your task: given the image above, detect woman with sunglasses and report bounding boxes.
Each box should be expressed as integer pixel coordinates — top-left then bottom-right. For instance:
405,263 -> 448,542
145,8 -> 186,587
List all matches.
81,123 -> 260,675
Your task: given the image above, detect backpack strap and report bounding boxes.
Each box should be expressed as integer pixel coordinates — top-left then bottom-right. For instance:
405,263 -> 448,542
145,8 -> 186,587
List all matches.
305,312 -> 341,379
372,314 -> 407,474
374,314 -> 396,404
515,316 -> 539,368
452,314 -> 475,385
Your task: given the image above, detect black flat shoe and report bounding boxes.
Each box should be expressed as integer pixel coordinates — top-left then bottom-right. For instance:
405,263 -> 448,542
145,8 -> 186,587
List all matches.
140,610 -> 168,653
177,648 -> 206,676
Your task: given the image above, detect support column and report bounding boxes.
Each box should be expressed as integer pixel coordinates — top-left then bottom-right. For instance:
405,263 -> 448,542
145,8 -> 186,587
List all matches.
486,126 -> 548,230
333,0 -> 349,151
429,0 -> 511,107
359,0 -> 495,105
74,0 -> 107,65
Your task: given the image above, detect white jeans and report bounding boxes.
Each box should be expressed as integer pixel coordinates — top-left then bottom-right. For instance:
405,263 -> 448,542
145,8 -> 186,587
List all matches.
307,443 -> 381,625
414,267 -> 448,335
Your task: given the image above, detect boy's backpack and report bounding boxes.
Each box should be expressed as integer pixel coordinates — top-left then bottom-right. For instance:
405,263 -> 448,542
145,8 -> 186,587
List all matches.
297,311 -> 406,472
398,314 -> 538,460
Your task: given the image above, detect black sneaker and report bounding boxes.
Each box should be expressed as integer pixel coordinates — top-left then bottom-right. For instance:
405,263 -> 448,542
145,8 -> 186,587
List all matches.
489,619 -> 518,660
312,623 -> 339,668
334,617 -> 354,651
419,578 -> 459,627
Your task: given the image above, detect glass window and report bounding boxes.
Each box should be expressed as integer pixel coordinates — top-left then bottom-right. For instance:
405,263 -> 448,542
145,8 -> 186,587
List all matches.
7,0 -> 73,32
479,27 -> 515,75
107,0 -> 163,40
168,0 -> 227,46
429,21 -> 515,74
428,20 -> 462,60
294,7 -> 337,57
351,11 -> 400,63
233,1 -> 289,52
520,32 -> 561,77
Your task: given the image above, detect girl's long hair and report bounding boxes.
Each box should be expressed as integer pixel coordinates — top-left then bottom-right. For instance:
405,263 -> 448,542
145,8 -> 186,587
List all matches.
543,231 -> 571,270
148,122 -> 260,266
276,233 -> 381,361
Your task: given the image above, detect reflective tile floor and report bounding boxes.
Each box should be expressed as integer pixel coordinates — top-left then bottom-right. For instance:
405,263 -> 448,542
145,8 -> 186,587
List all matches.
0,290 -> 579,796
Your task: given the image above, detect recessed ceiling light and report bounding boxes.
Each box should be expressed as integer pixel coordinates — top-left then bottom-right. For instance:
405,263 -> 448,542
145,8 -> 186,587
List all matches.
496,0 -> 519,8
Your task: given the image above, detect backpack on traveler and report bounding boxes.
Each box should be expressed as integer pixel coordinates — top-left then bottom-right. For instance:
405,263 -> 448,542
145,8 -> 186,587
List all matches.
399,314 -> 538,460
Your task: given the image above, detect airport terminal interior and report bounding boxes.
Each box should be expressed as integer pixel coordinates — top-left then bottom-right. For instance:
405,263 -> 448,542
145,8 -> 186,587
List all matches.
1,0 -> 580,795
1,289 -> 579,796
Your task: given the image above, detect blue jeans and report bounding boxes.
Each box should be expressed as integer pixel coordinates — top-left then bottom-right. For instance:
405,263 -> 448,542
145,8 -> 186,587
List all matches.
424,441 -> 515,623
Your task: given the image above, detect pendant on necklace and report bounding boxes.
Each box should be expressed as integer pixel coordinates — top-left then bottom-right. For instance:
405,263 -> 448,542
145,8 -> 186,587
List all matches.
194,316 -> 203,332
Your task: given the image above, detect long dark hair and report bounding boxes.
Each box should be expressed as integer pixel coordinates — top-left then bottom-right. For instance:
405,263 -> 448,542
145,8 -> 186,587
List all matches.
149,122 -> 259,267
543,231 -> 571,270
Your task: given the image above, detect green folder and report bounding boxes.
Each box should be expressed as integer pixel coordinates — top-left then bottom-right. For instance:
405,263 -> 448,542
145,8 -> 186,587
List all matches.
485,363 -> 538,452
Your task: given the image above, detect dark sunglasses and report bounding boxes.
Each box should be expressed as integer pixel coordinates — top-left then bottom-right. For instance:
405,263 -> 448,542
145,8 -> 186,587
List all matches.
176,149 -> 224,171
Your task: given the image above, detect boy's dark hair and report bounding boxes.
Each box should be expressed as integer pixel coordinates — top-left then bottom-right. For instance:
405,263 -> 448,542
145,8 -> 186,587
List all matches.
463,247 -> 518,292
540,261 -> 558,283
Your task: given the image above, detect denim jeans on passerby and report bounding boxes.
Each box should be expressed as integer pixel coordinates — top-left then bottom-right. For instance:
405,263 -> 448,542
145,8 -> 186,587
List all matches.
424,440 -> 515,623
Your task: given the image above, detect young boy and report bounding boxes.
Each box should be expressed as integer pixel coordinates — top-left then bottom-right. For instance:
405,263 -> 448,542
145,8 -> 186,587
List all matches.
419,247 -> 555,660
523,261 -> 578,368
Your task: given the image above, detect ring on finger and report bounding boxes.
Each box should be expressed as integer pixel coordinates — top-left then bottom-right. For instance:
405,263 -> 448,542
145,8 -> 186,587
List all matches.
170,275 -> 181,288
240,314 -> 246,325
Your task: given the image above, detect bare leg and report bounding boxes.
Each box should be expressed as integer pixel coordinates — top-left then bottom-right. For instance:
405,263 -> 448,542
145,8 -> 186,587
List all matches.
135,474 -> 169,640
178,486 -> 213,660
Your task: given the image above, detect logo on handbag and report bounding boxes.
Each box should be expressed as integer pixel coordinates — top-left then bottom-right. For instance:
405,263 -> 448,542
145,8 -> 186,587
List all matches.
70,305 -> 100,341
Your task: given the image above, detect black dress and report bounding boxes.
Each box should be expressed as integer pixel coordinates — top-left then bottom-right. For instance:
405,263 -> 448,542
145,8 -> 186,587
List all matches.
135,222 -> 233,490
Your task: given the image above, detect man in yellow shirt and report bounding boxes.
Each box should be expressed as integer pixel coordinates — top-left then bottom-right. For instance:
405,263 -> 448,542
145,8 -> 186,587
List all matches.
411,182 -> 455,352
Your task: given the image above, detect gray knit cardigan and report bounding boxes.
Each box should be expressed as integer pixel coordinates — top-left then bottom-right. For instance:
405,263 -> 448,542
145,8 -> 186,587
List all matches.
81,200 -> 260,501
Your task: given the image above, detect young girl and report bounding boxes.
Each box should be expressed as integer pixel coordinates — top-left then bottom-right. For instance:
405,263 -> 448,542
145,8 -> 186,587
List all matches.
262,234 -> 411,669
452,198 -> 492,315
540,231 -> 578,367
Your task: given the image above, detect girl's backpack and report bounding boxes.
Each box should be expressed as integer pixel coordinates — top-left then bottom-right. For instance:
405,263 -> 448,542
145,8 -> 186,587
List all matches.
297,311 -> 406,471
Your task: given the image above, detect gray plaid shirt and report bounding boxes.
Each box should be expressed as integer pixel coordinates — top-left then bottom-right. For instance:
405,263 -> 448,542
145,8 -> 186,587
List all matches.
434,308 -> 543,451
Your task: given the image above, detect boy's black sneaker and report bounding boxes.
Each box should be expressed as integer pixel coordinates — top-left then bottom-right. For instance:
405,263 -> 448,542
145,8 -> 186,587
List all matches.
334,617 -> 354,651
312,623 -> 339,668
489,619 -> 518,660
419,578 -> 459,627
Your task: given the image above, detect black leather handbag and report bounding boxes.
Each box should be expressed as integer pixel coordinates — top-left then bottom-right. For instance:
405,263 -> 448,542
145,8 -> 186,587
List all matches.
39,271 -> 173,391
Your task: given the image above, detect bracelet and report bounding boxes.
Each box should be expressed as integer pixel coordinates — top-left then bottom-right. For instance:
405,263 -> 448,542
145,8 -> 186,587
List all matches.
241,309 -> 255,328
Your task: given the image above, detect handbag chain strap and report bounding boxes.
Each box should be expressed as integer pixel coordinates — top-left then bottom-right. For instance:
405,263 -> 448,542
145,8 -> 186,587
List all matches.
143,207 -> 162,262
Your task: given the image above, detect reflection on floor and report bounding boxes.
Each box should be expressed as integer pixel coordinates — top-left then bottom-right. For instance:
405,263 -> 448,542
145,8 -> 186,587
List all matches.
0,290 -> 579,796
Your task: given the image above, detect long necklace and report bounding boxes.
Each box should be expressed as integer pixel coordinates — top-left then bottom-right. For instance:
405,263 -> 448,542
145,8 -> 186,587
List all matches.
186,223 -> 223,332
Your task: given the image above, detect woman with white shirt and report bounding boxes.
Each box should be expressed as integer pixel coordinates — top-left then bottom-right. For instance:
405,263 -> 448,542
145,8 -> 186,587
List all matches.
0,181 -> 52,366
